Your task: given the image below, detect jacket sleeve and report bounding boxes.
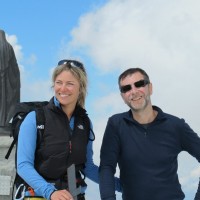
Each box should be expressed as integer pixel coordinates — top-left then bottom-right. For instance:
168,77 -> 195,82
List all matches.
17,111 -> 56,200
99,117 -> 120,200
195,184 -> 200,200
84,122 -> 121,193
84,137 -> 99,183
179,119 -> 200,200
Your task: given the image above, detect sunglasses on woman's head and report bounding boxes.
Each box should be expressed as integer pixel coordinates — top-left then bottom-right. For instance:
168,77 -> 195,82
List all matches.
58,59 -> 85,73
120,79 -> 150,93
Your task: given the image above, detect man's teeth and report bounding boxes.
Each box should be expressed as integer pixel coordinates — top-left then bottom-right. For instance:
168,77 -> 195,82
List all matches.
130,96 -> 142,101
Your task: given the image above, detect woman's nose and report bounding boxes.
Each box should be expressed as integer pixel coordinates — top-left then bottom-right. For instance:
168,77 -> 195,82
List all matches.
60,84 -> 67,90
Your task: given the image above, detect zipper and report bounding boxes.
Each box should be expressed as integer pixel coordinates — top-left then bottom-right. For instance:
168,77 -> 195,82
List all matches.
69,140 -> 72,153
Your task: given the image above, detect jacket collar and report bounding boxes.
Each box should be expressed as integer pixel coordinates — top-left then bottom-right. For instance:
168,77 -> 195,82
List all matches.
124,105 -> 166,124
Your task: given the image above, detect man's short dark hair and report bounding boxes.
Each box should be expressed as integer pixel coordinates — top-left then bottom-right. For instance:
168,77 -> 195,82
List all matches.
118,68 -> 150,86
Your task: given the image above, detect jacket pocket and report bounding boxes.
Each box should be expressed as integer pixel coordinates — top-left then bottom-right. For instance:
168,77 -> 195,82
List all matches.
37,151 -> 68,179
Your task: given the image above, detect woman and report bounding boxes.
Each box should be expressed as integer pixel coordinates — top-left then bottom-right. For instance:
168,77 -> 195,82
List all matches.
17,60 -> 121,200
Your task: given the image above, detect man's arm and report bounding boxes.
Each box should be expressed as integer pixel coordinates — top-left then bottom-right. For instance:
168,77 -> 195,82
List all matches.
99,118 -> 120,200
179,119 -> 200,200
195,181 -> 200,200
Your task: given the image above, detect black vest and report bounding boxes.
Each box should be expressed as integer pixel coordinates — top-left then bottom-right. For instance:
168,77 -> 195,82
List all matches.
35,99 -> 90,180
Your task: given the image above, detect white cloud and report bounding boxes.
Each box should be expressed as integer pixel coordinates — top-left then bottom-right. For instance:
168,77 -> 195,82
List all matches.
5,33 -> 49,102
67,0 -> 200,132
25,54 -> 37,65
93,92 -> 126,116
191,166 -> 200,178
6,34 -> 23,62
69,0 -> 200,73
179,164 -> 200,196
21,79 -> 53,102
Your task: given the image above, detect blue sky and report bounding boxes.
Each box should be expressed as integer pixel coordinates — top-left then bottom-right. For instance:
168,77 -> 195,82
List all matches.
1,0 -> 200,199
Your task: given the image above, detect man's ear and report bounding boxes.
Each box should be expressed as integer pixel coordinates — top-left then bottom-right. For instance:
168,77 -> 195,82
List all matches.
120,92 -> 127,104
149,82 -> 153,95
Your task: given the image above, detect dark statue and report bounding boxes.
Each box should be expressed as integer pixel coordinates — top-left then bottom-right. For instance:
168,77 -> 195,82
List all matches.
0,29 -> 20,135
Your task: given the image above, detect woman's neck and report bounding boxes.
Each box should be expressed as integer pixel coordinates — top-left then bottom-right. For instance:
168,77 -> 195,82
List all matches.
61,104 -> 76,120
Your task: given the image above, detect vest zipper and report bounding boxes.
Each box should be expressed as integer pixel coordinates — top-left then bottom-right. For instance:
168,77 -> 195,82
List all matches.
69,140 -> 72,153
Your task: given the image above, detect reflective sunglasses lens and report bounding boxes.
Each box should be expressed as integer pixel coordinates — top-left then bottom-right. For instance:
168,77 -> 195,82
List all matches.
120,85 -> 132,93
70,61 -> 83,68
71,61 -> 85,72
58,60 -> 67,65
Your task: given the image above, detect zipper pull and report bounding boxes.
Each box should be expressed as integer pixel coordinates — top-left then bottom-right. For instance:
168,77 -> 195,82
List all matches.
69,141 -> 72,153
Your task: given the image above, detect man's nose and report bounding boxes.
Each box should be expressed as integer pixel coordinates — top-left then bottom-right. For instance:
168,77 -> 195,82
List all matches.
129,84 -> 138,92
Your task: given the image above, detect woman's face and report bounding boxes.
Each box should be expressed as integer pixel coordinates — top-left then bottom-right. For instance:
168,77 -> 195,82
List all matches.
54,70 -> 80,108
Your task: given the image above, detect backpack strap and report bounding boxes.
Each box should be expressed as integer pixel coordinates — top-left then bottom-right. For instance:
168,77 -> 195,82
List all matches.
5,137 -> 16,159
5,114 -> 24,159
84,115 -> 95,142
35,107 -> 46,147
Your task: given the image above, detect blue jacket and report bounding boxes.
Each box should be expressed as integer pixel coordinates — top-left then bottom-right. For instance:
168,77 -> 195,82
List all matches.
99,106 -> 200,200
17,97 -> 116,199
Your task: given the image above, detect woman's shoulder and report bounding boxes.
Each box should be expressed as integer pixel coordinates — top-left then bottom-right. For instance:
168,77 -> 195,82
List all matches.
21,111 -> 36,127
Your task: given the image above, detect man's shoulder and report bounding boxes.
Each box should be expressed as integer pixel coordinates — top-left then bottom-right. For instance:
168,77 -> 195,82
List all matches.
158,107 -> 181,120
109,111 -> 129,121
159,109 -> 185,126
154,106 -> 183,121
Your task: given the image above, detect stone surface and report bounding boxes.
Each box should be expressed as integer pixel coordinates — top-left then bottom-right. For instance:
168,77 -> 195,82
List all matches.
0,136 -> 16,200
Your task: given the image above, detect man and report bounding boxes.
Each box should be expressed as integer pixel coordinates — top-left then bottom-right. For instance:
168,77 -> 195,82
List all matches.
99,68 -> 200,200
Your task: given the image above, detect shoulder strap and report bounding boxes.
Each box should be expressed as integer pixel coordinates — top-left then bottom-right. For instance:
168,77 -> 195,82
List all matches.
5,101 -> 48,160
35,107 -> 46,147
5,137 -> 16,159
84,115 -> 95,141
89,128 -> 95,141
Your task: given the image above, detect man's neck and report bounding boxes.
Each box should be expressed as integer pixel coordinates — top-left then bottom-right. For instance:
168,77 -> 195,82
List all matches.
132,106 -> 157,124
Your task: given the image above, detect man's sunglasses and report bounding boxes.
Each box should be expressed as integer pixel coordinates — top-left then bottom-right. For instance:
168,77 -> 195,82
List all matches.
58,59 -> 86,73
120,79 -> 150,93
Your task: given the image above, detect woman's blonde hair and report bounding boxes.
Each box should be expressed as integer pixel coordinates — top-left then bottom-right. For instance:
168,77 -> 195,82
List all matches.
52,61 -> 87,108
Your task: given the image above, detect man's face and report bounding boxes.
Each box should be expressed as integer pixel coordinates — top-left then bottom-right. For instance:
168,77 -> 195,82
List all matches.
120,72 -> 152,112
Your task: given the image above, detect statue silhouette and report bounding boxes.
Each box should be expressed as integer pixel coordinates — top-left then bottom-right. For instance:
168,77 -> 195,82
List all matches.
0,29 -> 20,134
